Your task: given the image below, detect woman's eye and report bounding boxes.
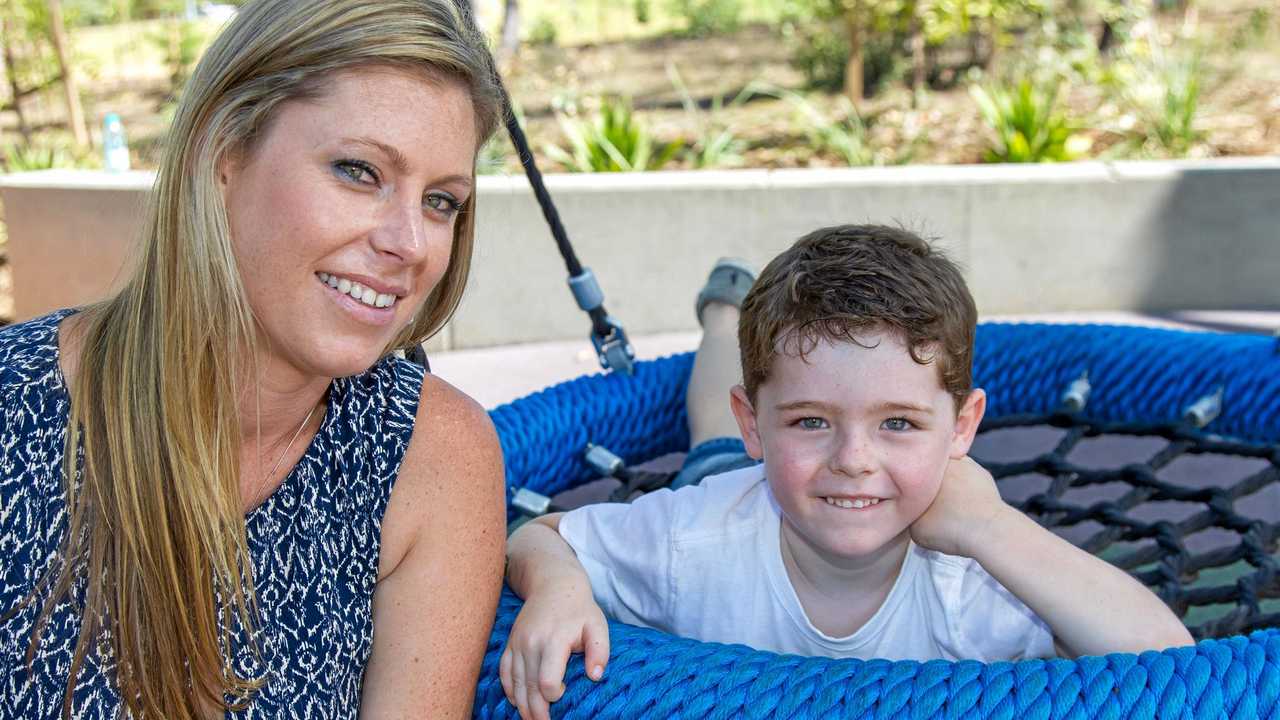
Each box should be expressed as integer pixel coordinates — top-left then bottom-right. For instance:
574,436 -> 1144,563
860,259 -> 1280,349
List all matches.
334,160 -> 377,185
797,417 -> 828,430
882,417 -> 913,432
424,192 -> 463,217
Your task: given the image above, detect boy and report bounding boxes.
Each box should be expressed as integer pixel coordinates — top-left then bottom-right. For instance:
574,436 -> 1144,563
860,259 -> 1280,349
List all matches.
500,225 -> 1192,720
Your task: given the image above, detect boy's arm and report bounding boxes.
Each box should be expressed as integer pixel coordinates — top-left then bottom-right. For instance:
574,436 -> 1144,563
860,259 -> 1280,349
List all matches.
967,506 -> 1194,657
913,457 -> 1194,658
502,513 -> 609,720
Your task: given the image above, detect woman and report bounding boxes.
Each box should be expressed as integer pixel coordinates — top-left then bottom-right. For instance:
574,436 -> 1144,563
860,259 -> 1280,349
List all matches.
0,0 -> 506,717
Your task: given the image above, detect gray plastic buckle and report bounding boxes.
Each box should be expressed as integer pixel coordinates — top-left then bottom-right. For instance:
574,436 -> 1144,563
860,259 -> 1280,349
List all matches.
584,443 -> 624,477
511,488 -> 552,517
568,269 -> 605,312
1183,387 -> 1224,428
1060,372 -> 1092,412
592,317 -> 635,375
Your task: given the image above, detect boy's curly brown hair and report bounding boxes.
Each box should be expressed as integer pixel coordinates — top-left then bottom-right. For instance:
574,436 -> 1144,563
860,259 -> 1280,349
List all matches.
738,224 -> 977,410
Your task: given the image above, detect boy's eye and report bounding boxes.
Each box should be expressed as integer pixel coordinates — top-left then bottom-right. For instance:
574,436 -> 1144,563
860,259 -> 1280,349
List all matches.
882,417 -> 914,432
797,417 -> 828,430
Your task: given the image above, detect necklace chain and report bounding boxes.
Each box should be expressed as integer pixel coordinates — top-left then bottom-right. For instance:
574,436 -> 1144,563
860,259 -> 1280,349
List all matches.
262,402 -> 319,484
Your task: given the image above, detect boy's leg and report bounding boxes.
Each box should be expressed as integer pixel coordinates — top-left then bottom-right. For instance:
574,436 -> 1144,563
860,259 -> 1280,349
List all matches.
687,302 -> 744,447
671,259 -> 760,490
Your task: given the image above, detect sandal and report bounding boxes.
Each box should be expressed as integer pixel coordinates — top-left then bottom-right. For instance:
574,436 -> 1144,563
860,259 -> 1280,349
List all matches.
695,257 -> 757,327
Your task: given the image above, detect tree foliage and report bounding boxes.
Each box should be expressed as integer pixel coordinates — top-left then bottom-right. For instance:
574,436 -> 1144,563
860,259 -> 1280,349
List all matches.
782,0 -> 1049,102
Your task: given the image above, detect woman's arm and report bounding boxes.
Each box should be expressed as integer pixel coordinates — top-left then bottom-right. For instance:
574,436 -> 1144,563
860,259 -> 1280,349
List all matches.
360,373 -> 506,718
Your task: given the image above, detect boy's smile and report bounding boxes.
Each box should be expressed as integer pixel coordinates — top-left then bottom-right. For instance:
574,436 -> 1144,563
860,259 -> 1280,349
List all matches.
731,328 -> 984,572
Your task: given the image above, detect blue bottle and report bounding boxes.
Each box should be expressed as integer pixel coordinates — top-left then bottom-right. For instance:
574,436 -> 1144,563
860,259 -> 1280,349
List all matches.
102,112 -> 130,172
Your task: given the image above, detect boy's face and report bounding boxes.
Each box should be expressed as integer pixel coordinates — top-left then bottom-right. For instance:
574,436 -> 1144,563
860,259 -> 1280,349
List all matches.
730,328 -> 984,565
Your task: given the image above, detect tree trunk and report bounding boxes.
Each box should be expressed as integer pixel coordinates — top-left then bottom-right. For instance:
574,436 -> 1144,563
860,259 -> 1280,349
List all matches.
967,27 -> 983,69
909,5 -> 925,101
1097,0 -> 1124,53
497,0 -> 520,68
1097,20 -> 1116,53
980,15 -> 998,69
843,2 -> 865,105
45,0 -> 88,148
1,8 -> 30,140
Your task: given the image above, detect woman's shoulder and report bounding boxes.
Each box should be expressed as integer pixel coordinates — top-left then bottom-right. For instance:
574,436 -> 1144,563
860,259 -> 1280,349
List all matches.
346,354 -> 495,439
341,354 -> 501,499
410,370 -> 501,466
0,309 -> 75,393
376,368 -> 504,579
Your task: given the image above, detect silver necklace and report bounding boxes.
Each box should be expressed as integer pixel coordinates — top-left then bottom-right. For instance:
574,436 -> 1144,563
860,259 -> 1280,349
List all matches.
261,402 -> 319,484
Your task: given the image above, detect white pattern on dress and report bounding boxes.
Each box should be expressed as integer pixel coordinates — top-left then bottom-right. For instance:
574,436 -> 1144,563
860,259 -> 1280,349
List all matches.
0,309 -> 424,718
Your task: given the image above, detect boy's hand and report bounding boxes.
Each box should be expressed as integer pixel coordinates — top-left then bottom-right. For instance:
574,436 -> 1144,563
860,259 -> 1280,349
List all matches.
910,455 -> 1009,557
499,582 -> 610,720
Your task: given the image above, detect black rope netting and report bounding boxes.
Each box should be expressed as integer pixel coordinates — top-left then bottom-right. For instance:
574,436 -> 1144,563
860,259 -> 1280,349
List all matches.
973,413 -> 1280,640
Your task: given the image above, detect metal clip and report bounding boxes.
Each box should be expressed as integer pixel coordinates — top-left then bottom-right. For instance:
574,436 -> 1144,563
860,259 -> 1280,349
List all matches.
569,268 -> 635,375
584,443 -> 624,477
592,316 -> 636,375
1060,372 -> 1091,412
511,488 -> 552,517
1183,386 -> 1224,428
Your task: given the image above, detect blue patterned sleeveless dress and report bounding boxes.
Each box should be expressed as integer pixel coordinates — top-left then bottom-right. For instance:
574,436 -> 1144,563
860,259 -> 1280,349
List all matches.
0,309 -> 426,718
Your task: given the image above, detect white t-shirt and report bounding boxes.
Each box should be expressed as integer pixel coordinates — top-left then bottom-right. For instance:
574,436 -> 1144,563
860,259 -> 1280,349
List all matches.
559,464 -> 1055,661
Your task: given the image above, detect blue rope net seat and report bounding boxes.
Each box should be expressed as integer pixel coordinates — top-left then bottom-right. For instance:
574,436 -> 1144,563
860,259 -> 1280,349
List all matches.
476,322 -> 1280,719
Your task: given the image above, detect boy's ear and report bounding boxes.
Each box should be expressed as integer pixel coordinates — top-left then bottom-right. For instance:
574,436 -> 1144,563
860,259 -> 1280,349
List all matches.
729,384 -> 764,460
949,388 -> 987,459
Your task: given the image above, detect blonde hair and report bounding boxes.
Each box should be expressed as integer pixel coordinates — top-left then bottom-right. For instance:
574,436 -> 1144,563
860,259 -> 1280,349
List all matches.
29,1 -> 503,716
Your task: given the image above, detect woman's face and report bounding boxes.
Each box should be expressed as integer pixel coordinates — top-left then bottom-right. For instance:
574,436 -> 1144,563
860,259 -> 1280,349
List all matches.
222,65 -> 478,381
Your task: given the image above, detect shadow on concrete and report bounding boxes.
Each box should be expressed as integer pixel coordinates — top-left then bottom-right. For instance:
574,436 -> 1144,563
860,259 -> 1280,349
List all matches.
1137,163 -> 1280,319
1148,310 -> 1280,335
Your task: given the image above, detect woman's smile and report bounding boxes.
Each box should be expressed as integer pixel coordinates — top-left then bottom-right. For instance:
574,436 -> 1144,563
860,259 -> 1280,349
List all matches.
317,272 -> 402,310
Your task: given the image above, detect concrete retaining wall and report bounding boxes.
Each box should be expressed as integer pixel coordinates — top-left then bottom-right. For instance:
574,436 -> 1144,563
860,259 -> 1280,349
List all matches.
3,158 -> 1278,350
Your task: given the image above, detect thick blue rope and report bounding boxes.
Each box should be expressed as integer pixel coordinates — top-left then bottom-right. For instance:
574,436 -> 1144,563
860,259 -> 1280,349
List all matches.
480,323 -> 1280,718
476,590 -> 1280,720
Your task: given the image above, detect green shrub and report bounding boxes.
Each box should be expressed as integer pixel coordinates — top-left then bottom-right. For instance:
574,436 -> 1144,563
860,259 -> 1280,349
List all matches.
1231,7 -> 1274,50
1111,49 -> 1204,158
789,24 -> 846,92
2,142 -> 68,172
528,14 -> 558,46
148,19 -> 206,100
545,96 -> 683,173
476,134 -> 510,175
668,0 -> 742,37
809,102 -> 878,166
668,64 -> 754,169
970,78 -> 1087,163
789,23 -> 903,97
770,88 -> 917,167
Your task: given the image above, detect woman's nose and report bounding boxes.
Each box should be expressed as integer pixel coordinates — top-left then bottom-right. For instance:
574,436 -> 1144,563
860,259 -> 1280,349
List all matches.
370,200 -> 434,264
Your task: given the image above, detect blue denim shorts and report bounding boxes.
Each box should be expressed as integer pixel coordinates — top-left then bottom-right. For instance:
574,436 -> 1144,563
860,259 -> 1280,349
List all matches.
669,436 -> 760,490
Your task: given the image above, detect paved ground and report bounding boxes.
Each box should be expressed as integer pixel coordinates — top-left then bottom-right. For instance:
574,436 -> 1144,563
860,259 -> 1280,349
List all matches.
431,310 -> 1280,409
